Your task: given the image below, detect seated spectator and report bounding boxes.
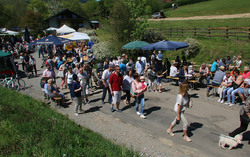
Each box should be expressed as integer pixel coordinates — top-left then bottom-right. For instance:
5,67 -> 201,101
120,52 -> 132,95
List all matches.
156,51 -> 163,61
199,63 -> 210,86
175,56 -> 181,70
210,58 -> 219,73
170,62 -> 178,77
242,66 -> 250,79
225,55 -> 233,69
46,79 -> 65,104
218,71 -> 233,103
234,55 -> 242,68
187,65 -> 195,80
207,66 -> 225,97
238,79 -> 250,105
178,63 -> 188,84
164,58 -> 171,76
218,58 -> 226,69
224,69 -> 244,106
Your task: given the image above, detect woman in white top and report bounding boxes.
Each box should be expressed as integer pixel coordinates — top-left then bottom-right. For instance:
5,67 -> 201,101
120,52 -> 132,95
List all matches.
167,82 -> 192,142
123,69 -> 134,106
65,66 -> 74,92
234,55 -> 242,68
59,61 -> 67,89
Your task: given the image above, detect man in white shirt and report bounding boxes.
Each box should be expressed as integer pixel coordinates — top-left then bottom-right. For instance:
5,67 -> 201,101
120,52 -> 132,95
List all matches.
101,64 -> 114,104
170,62 -> 178,77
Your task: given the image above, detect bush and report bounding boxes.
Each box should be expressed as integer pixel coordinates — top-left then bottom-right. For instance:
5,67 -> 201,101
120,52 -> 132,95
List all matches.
143,30 -> 165,43
92,42 -> 115,60
182,38 -> 200,59
164,0 -> 211,8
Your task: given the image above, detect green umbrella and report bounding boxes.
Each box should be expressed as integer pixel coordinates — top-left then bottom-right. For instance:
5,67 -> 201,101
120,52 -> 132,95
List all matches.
122,41 -> 150,50
0,51 -> 11,57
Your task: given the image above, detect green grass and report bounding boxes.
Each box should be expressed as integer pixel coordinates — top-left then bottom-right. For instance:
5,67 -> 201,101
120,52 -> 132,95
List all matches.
0,87 -> 137,156
148,18 -> 250,28
165,0 -> 250,17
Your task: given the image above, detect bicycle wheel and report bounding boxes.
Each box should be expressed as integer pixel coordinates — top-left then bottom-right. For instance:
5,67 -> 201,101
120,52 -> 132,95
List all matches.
8,80 -> 20,91
18,78 -> 26,90
0,78 -> 6,87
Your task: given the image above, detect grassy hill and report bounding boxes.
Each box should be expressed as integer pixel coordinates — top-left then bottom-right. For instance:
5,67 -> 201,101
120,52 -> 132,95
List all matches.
165,0 -> 250,17
0,87 -> 137,156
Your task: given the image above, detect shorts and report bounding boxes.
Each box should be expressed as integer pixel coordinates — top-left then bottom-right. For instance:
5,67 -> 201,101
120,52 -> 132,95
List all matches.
154,81 -> 162,86
112,91 -> 122,104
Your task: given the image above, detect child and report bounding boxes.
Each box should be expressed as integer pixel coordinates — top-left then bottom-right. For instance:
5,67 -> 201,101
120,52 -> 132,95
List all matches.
155,70 -> 167,93
140,76 -> 147,91
147,67 -> 156,92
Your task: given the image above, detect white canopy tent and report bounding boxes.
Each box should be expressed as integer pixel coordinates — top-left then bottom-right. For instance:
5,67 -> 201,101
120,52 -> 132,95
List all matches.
46,27 -> 57,31
59,32 -> 91,41
5,30 -> 19,35
56,24 -> 76,34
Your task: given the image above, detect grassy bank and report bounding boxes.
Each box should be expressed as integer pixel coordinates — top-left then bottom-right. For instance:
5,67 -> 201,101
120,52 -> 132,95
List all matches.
0,87 -> 137,156
164,0 -> 250,17
148,18 -> 250,28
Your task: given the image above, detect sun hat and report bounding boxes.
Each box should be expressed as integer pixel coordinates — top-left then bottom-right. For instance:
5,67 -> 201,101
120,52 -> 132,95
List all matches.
48,79 -> 53,84
137,57 -> 141,60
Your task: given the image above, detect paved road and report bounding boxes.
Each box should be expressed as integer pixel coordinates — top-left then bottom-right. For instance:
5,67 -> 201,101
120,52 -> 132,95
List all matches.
17,51 -> 250,157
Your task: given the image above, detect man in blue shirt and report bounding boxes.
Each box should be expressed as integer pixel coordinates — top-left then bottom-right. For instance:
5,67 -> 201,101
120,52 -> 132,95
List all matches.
71,74 -> 83,116
135,57 -> 145,76
119,59 -> 126,75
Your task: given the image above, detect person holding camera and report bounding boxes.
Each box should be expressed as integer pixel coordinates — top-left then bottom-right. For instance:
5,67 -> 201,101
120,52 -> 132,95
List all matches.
167,82 -> 193,142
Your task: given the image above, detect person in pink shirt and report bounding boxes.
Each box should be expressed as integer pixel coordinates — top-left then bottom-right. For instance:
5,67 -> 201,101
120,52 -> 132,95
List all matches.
132,73 -> 147,119
242,66 -> 250,79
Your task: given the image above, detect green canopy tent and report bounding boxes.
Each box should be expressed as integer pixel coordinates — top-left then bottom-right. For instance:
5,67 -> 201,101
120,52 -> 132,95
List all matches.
0,50 -> 12,57
122,41 -> 150,58
0,51 -> 15,74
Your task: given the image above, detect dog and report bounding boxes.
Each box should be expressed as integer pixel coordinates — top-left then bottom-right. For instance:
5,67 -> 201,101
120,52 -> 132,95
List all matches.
218,134 -> 243,150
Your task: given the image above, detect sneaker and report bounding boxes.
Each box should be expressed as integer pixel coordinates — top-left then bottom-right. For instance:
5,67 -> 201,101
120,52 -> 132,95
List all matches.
140,114 -> 147,119
218,99 -> 221,102
167,129 -> 175,136
110,107 -> 114,112
116,109 -> 122,112
75,113 -> 79,116
224,102 -> 230,105
229,103 -> 236,107
183,136 -> 192,142
136,112 -> 141,116
220,99 -> 224,103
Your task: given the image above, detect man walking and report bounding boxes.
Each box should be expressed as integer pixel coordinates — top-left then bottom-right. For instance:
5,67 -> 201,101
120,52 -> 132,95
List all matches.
109,66 -> 124,112
101,64 -> 114,104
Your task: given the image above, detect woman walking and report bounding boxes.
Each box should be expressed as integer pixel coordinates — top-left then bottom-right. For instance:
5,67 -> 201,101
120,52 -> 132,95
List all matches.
123,69 -> 134,106
167,82 -> 193,142
58,61 -> 67,89
132,73 -> 147,119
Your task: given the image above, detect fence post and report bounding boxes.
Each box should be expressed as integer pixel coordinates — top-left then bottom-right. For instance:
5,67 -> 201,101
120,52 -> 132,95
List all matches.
194,26 -> 196,37
182,26 -> 183,37
170,27 -> 172,37
248,28 -> 250,40
226,26 -> 229,39
208,26 -> 211,38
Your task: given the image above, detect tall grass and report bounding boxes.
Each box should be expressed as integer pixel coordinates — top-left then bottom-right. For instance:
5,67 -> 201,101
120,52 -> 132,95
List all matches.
164,0 -> 250,17
0,87 -> 137,156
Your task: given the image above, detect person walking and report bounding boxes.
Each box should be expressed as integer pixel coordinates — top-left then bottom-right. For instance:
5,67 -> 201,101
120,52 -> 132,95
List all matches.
29,55 -> 37,76
101,64 -> 114,104
132,73 -> 147,119
109,66 -> 124,112
71,74 -> 83,116
167,82 -> 193,142
123,69 -> 134,106
58,61 -> 67,89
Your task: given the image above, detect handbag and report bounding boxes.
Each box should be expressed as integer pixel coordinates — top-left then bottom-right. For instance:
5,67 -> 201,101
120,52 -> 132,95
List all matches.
57,70 -> 64,78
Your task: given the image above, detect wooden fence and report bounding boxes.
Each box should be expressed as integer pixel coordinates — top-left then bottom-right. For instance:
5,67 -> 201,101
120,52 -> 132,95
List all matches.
147,27 -> 250,40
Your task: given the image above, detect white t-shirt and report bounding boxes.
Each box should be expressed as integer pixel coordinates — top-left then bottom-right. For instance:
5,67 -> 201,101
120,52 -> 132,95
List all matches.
102,69 -> 112,85
66,73 -> 73,84
223,76 -> 232,84
78,73 -> 88,87
170,66 -> 178,77
174,94 -> 189,112
236,60 -> 242,68
123,75 -> 134,90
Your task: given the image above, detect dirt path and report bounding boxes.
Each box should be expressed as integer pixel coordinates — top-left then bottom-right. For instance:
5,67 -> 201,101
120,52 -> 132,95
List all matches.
149,13 -> 250,21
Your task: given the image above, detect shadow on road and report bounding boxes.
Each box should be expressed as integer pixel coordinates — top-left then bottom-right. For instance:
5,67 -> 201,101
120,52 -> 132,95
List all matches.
144,106 -> 161,116
190,93 -> 199,98
84,106 -> 102,113
89,90 -> 102,96
243,131 -> 250,144
89,98 -> 101,103
173,122 -> 203,137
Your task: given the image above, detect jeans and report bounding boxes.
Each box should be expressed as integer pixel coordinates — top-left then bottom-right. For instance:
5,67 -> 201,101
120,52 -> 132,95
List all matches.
135,94 -> 145,114
101,86 -> 112,103
231,88 -> 243,104
73,97 -> 83,113
222,87 -> 231,99
38,50 -> 44,58
226,87 -> 234,103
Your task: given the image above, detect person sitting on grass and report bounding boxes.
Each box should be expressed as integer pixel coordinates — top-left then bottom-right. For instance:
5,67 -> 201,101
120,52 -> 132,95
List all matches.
207,66 -> 225,97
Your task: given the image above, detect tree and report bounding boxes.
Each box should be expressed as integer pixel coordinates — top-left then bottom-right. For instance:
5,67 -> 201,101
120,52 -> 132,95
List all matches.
28,0 -> 48,18
83,0 -> 99,19
62,0 -> 86,17
46,0 -> 65,17
21,10 -> 45,36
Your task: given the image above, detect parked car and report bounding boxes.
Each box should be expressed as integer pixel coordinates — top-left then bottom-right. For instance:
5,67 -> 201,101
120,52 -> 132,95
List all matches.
151,12 -> 166,19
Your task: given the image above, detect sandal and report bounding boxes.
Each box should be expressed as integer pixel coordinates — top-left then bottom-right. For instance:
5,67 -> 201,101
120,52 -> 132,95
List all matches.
167,129 -> 175,136
183,136 -> 192,142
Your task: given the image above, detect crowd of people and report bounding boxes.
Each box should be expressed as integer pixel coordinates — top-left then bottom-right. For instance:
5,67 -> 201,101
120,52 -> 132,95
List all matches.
1,35 -> 249,143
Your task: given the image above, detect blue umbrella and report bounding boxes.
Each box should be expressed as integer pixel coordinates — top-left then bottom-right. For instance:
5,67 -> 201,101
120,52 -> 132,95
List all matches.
141,40 -> 189,51
29,35 -> 72,45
